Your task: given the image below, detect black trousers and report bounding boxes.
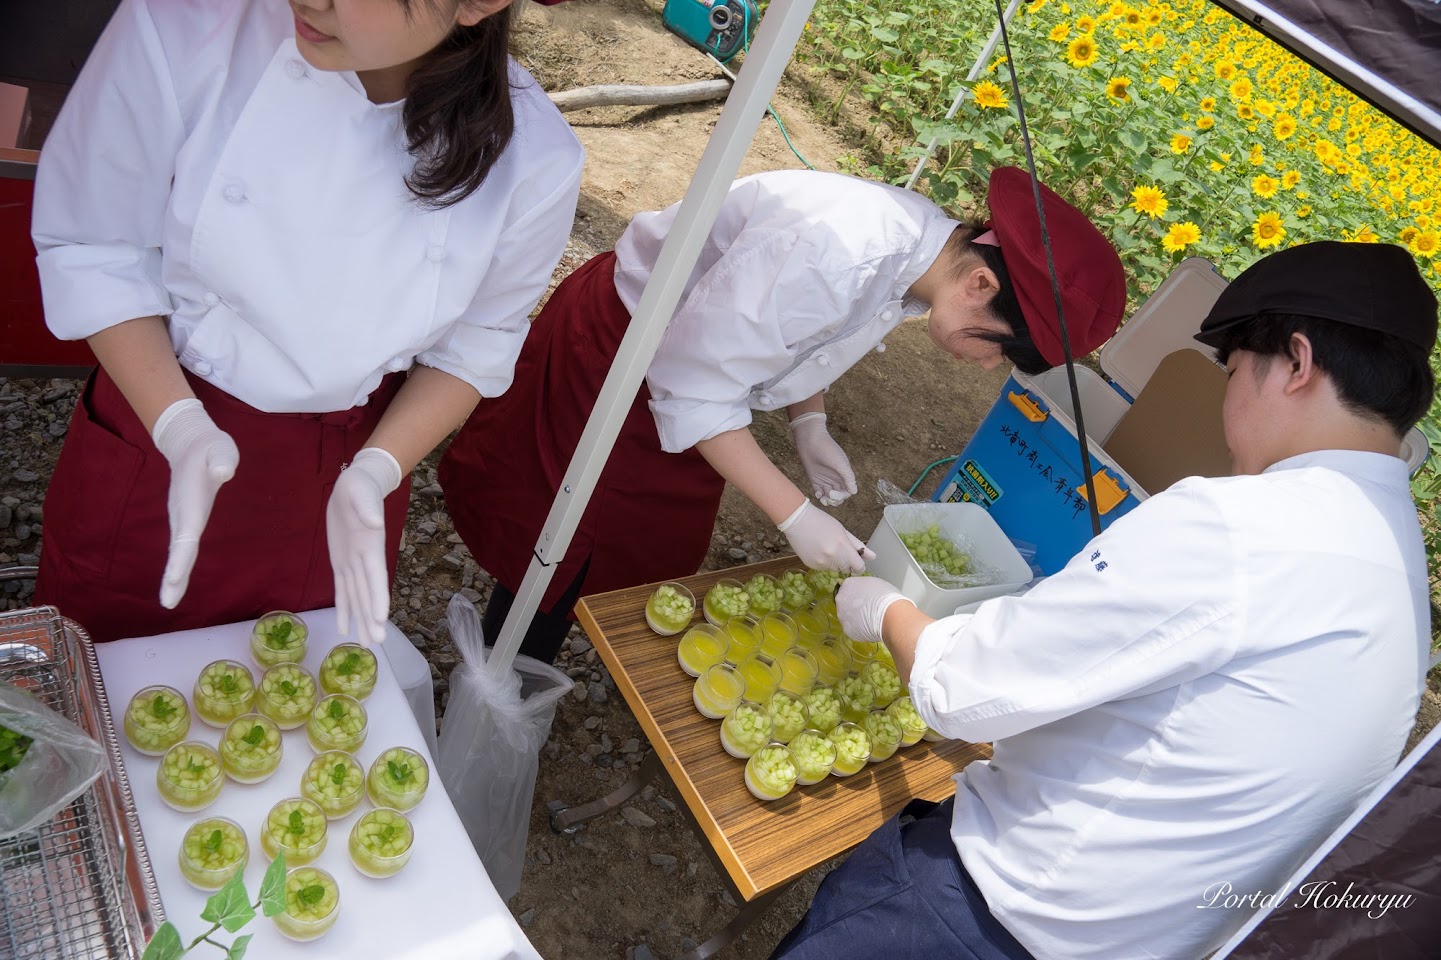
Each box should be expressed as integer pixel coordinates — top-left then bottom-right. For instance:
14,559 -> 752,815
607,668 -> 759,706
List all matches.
479,558 -> 591,665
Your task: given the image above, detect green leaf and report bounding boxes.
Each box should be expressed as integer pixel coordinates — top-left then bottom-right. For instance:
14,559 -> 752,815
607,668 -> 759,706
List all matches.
259,851 -> 288,918
388,760 -> 411,784
380,824 -> 397,845
337,652 -> 360,677
327,699 -> 344,721
332,762 -> 348,785
201,872 -> 256,934
205,828 -> 223,853
218,674 -> 237,695
288,810 -> 306,836
299,884 -> 326,906
242,725 -> 265,747
227,934 -> 253,960
141,922 -> 185,960
280,680 -> 297,698
150,695 -> 176,721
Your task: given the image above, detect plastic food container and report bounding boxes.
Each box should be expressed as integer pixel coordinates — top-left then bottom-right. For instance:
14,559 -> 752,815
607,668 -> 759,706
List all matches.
758,612 -> 798,660
301,751 -> 366,819
192,660 -> 256,728
777,569 -> 815,612
178,817 -> 249,891
273,866 -> 340,941
836,675 -> 876,724
862,709 -> 903,763
812,638 -> 852,687
261,797 -> 328,866
802,685 -> 842,734
736,653 -> 782,704
257,663 -> 318,730
861,661 -> 902,709
864,503 -> 1032,618
792,606 -> 830,648
219,713 -> 283,784
744,742 -> 798,801
645,582 -> 696,636
676,623 -> 729,678
743,573 -> 783,618
722,615 -> 762,663
693,663 -> 745,719
828,722 -> 872,777
318,644 -> 378,701
703,579 -> 750,627
766,689 -> 809,744
886,696 -> 928,747
157,741 -> 223,812
123,685 -> 190,756
250,611 -> 309,668
366,747 -> 430,811
307,694 -> 368,754
788,729 -> 838,785
349,807 -> 414,878
720,700 -> 774,758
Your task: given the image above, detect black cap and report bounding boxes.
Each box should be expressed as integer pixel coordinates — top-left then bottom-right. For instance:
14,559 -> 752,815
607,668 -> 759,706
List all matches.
1195,241 -> 1438,352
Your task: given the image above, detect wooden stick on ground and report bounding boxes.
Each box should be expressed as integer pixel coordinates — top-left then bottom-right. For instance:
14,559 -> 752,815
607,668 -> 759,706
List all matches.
548,79 -> 732,114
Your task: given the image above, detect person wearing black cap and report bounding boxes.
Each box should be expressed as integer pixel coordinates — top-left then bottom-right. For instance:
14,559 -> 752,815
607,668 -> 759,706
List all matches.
813,241 -> 1437,960
438,167 -> 1125,663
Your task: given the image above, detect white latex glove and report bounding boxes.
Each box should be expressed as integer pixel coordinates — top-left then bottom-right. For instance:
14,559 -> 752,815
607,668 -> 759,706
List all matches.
327,447 -> 403,647
150,398 -> 240,609
837,575 -> 912,645
790,412 -> 857,507
776,499 -> 876,574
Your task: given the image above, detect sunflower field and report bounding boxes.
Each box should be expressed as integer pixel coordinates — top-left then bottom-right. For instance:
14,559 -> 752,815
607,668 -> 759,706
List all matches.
798,0 -> 1441,589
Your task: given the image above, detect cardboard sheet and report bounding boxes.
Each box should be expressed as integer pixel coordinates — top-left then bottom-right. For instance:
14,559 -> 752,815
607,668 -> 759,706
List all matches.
1103,349 -> 1232,494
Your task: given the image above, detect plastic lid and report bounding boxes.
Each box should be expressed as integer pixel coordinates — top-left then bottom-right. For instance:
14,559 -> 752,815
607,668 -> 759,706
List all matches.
1099,257 -> 1229,400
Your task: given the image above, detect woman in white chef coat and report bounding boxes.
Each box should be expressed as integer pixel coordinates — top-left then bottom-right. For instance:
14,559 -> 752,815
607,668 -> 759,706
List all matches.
30,0 -> 584,645
439,167 -> 1127,663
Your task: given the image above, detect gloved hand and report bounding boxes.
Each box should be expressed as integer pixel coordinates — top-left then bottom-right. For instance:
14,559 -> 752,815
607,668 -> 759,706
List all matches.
327,447 -> 403,647
150,398 -> 240,609
790,412 -> 857,507
837,575 -> 913,645
777,499 -> 875,574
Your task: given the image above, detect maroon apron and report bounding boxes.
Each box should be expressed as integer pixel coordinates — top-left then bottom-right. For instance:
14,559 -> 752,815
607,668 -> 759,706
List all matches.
34,368 -> 411,642
439,251 -> 726,615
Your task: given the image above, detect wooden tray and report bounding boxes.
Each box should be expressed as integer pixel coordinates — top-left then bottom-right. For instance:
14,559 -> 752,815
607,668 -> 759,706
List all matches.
575,558 -> 991,900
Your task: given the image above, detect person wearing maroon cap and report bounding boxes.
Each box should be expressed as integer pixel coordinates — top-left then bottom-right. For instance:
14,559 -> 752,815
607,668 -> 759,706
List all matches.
439,168 -> 1126,662
802,242 -> 1437,960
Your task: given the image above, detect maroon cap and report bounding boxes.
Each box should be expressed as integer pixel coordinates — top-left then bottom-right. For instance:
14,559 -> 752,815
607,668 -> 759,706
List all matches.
986,166 -> 1127,367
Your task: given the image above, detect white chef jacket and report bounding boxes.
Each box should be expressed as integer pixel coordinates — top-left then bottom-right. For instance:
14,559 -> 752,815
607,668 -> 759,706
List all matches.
907,450 -> 1428,960
32,0 -> 584,413
613,170 -> 958,453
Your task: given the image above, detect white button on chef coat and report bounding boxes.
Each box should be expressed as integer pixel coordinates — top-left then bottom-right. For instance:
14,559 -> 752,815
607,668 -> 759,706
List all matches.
907,451 -> 1427,960
613,170 -> 957,453
33,0 -> 584,414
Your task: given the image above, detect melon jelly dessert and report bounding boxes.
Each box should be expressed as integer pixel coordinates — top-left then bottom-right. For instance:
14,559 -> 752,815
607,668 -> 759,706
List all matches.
158,741 -> 223,812
812,638 -> 852,687
861,661 -> 903,709
366,746 -> 430,811
720,700 -> 773,759
676,623 -> 728,678
743,573 -> 782,618
219,714 -> 283,784
777,647 -> 819,696
349,807 -> 414,878
693,662 -> 745,719
702,579 -> 750,627
645,582 -> 696,636
193,659 -> 256,728
744,742 -> 798,801
757,611 -> 798,660
257,663 -> 318,730
301,750 -> 365,819
886,696 -> 928,747
318,643 -> 378,701
261,797 -> 328,866
777,569 -> 815,613
802,685 -> 842,734
736,653 -> 782,704
805,568 -> 844,597
836,675 -> 876,724
123,685 -> 190,756
788,729 -> 838,785
828,722 -> 872,777
273,866 -> 341,942
766,690 -> 809,744
250,610 -> 308,668
792,606 -> 830,648
307,694 -> 368,754
178,817 -> 248,891
721,614 -> 762,663
862,709 -> 904,763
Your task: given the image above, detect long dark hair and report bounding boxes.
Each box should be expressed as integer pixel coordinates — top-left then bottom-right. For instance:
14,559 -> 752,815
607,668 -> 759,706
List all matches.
400,1 -> 516,208
944,225 -> 1050,375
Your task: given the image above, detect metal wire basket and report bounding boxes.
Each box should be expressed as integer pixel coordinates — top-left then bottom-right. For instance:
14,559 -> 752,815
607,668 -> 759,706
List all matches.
0,606 -> 164,959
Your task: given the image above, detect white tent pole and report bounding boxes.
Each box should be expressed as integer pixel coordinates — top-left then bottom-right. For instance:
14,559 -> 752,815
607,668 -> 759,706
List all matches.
485,0 -> 819,679
903,0 -> 1022,191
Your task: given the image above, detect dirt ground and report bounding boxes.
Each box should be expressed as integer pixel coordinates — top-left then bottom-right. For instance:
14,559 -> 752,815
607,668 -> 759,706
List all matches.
2,1 -> 1439,957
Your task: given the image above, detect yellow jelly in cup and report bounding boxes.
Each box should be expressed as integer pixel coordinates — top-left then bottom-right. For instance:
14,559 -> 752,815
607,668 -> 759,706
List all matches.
693,663 -> 745,719
829,722 -> 872,777
722,615 -> 762,663
178,817 -> 248,891
777,647 -> 818,696
273,866 -> 340,941
793,606 -> 830,648
813,638 -> 853,687
862,709 -> 904,763
758,612 -> 798,660
886,696 -> 929,747
737,653 -> 782,704
676,623 -> 729,678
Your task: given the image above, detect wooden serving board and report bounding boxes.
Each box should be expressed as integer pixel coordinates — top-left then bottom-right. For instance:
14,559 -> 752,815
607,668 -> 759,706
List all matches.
575,557 -> 992,900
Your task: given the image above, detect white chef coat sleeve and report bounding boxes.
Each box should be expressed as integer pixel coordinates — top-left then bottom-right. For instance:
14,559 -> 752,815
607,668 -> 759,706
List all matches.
416,147 -> 584,396
907,479 -> 1244,742
644,232 -> 854,453
31,0 -> 181,340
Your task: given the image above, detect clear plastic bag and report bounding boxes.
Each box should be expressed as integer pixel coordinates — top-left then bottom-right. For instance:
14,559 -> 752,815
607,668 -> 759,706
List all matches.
0,681 -> 107,839
435,593 -> 572,901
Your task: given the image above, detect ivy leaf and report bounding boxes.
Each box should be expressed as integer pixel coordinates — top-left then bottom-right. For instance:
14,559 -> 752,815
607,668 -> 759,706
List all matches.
201,871 -> 256,933
140,922 -> 185,960
259,851 -> 288,917
227,934 -> 253,960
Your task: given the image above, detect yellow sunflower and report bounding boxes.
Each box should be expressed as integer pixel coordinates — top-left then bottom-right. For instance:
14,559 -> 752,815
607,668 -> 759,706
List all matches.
973,81 -> 1009,110
1066,35 -> 1099,67
1296,205 -> 1312,218
1249,144 -> 1265,166
1251,174 -> 1280,198
1170,133 -> 1192,154
1229,77 -> 1254,100
1130,184 -> 1169,219
1215,60 -> 1237,81
1146,32 -> 1166,51
1399,226 -> 1420,246
1237,103 -> 1255,120
1196,115 -> 1215,130
1273,115 -> 1297,140
1162,221 -> 1201,253
1346,225 -> 1380,243
1252,212 -> 1286,249
1106,76 -> 1133,101
1076,14 -> 1097,34
1050,23 -> 1071,42
1281,170 -> 1301,190
1415,231 -> 1441,257
1200,96 -> 1216,112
